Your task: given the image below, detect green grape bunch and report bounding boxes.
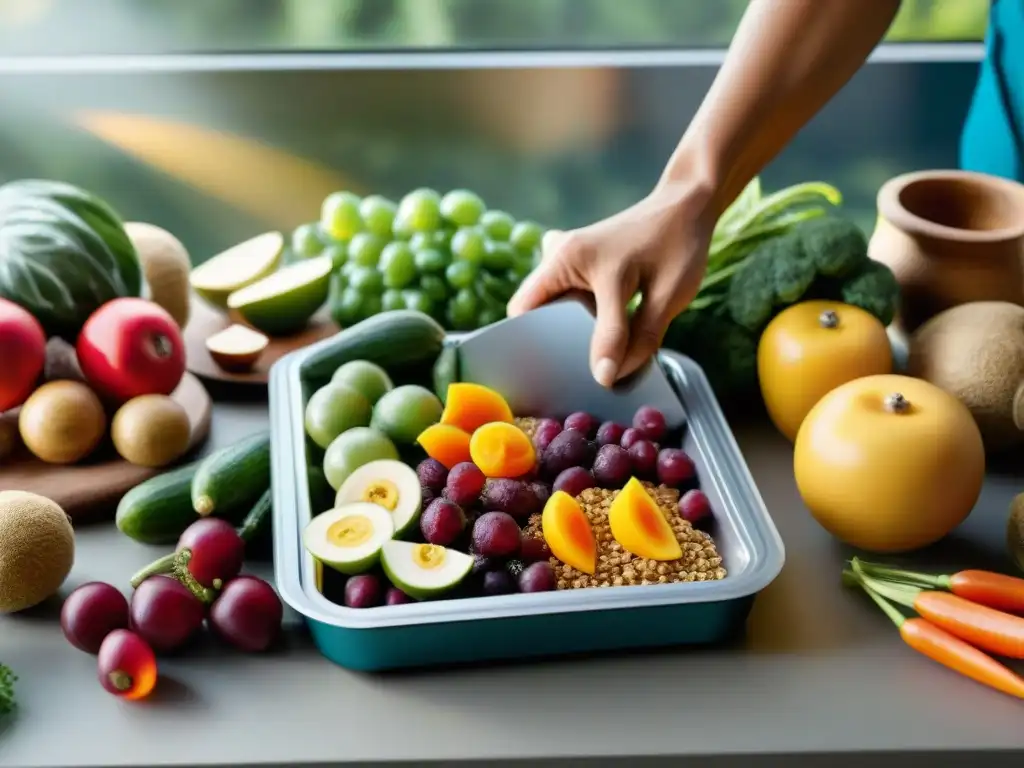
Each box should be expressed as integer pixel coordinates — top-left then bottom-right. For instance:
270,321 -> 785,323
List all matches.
292,187 -> 545,332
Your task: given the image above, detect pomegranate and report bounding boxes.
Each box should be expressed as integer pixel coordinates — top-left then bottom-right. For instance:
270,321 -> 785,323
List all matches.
76,298 -> 185,402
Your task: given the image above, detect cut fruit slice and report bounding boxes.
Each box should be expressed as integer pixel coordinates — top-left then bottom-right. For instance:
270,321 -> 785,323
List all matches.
303,502 -> 395,575
190,231 -> 284,308
608,477 -> 682,561
205,323 -> 269,372
416,423 -> 472,469
380,540 -> 473,600
227,254 -> 333,336
440,383 -> 514,433
334,459 -> 422,537
541,491 -> 597,575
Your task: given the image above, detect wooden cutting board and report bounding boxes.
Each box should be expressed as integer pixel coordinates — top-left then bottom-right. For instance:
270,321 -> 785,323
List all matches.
184,293 -> 338,386
0,373 -> 212,520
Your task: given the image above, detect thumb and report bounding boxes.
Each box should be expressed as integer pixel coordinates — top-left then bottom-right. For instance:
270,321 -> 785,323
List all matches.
589,269 -> 634,388
506,230 -> 569,317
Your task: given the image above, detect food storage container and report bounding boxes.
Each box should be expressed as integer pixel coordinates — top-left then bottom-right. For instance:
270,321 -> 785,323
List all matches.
270,302 -> 784,672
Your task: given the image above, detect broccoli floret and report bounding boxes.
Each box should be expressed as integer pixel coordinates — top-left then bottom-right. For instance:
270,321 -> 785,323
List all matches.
725,248 -> 776,332
840,259 -> 901,326
769,235 -> 816,304
798,216 -> 869,278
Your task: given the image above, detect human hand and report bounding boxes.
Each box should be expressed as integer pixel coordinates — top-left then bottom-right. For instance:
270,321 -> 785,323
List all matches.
506,183 -> 715,388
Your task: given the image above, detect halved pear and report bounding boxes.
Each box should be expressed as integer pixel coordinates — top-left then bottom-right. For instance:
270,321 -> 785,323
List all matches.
334,459 -> 421,537
190,231 -> 284,308
303,502 -> 395,576
380,540 -> 473,600
205,323 -> 269,372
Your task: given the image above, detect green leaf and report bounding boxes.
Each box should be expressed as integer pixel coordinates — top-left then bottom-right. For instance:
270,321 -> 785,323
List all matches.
713,176 -> 762,237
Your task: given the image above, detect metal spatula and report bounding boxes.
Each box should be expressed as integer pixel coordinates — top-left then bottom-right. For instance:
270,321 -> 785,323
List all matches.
455,297 -> 687,429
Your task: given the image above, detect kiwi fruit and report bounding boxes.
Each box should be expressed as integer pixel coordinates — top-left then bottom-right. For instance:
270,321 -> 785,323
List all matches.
0,490 -> 75,613
112,394 -> 191,468
908,301 -> 1024,453
19,380 -> 107,464
126,222 -> 192,329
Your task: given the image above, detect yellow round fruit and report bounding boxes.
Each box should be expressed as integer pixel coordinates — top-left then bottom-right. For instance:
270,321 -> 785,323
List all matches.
758,300 -> 893,442
793,374 -> 985,553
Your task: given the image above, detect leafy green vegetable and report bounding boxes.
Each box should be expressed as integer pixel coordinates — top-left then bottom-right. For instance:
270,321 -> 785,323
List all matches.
663,182 -> 901,399
0,663 -> 16,715
0,179 -> 143,338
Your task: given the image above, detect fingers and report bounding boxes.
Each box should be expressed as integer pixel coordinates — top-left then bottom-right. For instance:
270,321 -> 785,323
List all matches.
506,230 -> 567,318
617,283 -> 675,380
589,269 -> 634,388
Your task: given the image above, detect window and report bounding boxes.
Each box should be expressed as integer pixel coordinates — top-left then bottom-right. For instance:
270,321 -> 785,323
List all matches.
0,0 -> 991,56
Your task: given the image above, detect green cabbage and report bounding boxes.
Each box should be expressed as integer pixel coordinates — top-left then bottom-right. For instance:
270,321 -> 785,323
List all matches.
0,179 -> 143,338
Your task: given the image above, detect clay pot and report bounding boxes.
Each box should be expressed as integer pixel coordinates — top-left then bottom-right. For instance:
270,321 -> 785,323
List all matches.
868,170 -> 1024,333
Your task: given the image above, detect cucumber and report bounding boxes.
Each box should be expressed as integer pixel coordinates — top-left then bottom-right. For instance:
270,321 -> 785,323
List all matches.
301,310 -> 446,384
116,460 -> 202,545
191,431 -> 271,519
238,488 -> 272,544
432,343 -> 460,403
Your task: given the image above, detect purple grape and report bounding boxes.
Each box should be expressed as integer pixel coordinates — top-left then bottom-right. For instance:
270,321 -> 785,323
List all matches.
657,448 -> 696,488
530,481 -> 551,509
445,461 -> 486,507
518,561 -> 556,593
520,536 -> 552,562
563,411 -> 599,439
416,458 -> 449,491
420,498 -> 467,546
471,553 -> 497,576
344,574 -> 383,608
679,489 -> 713,525
628,440 -> 658,478
552,467 -> 596,497
596,421 -> 626,447
542,430 -> 597,478
471,511 -> 521,558
385,587 -> 415,605
482,570 -> 517,595
620,428 -> 644,450
421,486 -> 439,509
532,418 -> 563,453
633,405 -> 667,442
592,444 -> 632,489
480,478 -> 541,519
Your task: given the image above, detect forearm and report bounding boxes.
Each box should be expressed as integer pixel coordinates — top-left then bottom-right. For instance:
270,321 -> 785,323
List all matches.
660,0 -> 901,217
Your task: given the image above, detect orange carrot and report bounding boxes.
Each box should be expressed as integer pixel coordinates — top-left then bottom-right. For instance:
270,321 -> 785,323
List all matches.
846,569 -> 1024,700
854,558 -> 1024,614
853,562 -> 1024,659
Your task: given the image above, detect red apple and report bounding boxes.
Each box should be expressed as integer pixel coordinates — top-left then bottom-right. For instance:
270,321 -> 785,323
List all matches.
76,298 -> 185,402
0,298 -> 46,412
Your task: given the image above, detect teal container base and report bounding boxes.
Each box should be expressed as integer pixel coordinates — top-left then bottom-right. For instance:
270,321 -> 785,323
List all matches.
307,596 -> 755,673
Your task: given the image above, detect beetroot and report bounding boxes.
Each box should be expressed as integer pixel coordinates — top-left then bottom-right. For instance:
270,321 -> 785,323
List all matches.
208,576 -> 284,652
61,582 -> 130,654
178,517 -> 245,588
130,575 -> 205,653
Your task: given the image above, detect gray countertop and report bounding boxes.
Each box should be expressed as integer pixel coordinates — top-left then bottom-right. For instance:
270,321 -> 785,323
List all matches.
3,400 -> 1024,768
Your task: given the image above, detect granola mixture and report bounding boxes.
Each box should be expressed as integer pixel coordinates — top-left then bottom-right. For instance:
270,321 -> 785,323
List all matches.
522,482 -> 728,590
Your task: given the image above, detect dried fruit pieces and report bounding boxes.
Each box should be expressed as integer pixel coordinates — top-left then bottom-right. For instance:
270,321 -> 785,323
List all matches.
416,423 -> 472,469
469,422 -> 536,478
608,478 -> 683,561
440,383 -> 514,434
541,491 -> 597,575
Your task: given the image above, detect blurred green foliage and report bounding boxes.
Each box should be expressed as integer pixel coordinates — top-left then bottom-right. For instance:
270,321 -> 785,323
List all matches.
0,0 -> 991,54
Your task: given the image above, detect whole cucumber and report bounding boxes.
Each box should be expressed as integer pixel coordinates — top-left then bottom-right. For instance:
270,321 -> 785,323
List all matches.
432,343 -> 460,403
116,460 -> 203,545
191,431 -> 271,519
